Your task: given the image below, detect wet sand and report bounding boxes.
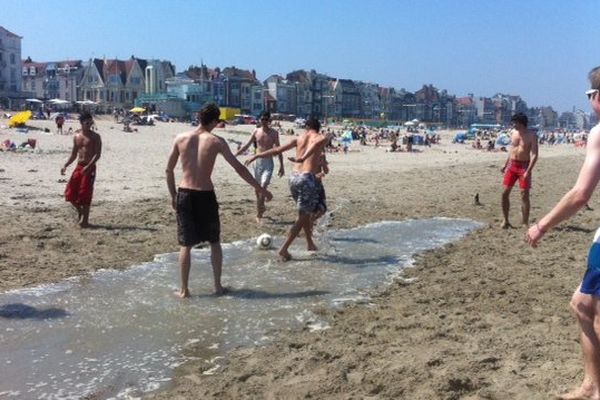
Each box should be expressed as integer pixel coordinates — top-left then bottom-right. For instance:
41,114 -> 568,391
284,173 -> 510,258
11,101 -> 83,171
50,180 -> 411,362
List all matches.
0,117 -> 592,398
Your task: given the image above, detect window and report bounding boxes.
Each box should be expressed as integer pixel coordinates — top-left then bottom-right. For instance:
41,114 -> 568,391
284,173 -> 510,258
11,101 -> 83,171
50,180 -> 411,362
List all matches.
22,67 -> 28,76
130,77 -> 141,85
10,53 -> 15,64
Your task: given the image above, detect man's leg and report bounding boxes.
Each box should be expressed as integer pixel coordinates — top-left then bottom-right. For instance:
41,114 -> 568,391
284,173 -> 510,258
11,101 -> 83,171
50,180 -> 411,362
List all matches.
520,189 -> 530,226
178,246 -> 192,298
279,212 -> 311,261
79,205 -> 91,228
501,186 -> 513,228
304,214 -> 317,251
209,242 -> 225,295
559,288 -> 600,399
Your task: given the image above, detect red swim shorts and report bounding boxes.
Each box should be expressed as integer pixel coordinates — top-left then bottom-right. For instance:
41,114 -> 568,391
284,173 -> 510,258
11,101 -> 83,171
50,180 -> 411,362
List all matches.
503,159 -> 531,190
65,164 -> 96,206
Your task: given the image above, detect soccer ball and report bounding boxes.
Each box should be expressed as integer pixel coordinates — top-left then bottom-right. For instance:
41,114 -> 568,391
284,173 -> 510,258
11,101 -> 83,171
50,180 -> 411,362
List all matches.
256,233 -> 272,249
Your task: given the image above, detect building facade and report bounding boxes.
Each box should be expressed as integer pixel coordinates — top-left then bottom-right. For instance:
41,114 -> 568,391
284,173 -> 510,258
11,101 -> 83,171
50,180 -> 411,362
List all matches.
0,26 -> 23,107
21,58 -> 83,101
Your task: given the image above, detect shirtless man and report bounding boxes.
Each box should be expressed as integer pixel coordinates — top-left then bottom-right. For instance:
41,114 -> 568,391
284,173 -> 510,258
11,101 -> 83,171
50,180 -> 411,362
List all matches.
236,111 -> 284,223
526,67 -> 600,400
500,112 -> 539,228
61,112 -> 102,228
245,118 -> 327,261
166,104 -> 272,297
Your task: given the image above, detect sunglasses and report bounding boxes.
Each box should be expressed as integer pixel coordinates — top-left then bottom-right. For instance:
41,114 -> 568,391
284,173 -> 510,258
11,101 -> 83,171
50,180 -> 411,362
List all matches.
586,89 -> 599,100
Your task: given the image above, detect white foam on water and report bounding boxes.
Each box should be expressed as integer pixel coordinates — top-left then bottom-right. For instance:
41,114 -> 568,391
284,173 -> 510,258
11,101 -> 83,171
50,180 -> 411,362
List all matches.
0,218 -> 482,399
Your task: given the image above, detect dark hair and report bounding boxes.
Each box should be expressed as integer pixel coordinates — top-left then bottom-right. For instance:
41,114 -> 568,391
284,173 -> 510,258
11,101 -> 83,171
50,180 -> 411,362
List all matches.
260,111 -> 271,120
79,111 -> 93,122
589,66 -> 600,90
199,103 -> 220,126
510,112 -> 528,127
305,118 -> 321,132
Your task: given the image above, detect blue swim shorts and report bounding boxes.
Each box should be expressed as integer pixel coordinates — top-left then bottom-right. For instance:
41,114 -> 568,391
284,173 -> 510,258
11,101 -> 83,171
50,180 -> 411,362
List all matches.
581,233 -> 600,296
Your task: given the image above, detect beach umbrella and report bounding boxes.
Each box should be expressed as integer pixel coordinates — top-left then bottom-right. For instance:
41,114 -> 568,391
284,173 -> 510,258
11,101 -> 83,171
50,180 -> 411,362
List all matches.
47,99 -> 70,105
8,110 -> 32,127
130,107 -> 146,113
76,100 -> 96,105
25,98 -> 43,103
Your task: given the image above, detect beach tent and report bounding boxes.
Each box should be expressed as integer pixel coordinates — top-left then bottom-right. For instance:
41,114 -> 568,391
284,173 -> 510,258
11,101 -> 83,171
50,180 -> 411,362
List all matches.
130,107 -> 146,113
8,110 -> 32,127
495,134 -> 511,147
452,132 -> 467,143
404,121 -> 415,127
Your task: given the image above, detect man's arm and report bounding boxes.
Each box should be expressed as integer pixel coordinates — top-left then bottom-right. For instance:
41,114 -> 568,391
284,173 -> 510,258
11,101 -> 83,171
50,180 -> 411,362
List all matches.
524,135 -> 539,177
61,136 -> 79,175
165,141 -> 180,210
220,138 -> 272,201
245,139 -> 297,166
527,130 -> 600,246
83,134 -> 102,173
274,131 -> 285,177
235,130 -> 257,156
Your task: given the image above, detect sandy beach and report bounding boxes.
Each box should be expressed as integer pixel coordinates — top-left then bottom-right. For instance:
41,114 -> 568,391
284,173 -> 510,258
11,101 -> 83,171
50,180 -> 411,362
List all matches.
0,117 -> 594,398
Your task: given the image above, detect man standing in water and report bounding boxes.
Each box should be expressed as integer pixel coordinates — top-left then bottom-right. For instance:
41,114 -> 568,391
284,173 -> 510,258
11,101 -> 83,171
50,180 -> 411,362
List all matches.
501,112 -> 539,228
526,67 -> 600,400
166,104 -> 272,297
245,118 -> 327,261
236,111 -> 284,223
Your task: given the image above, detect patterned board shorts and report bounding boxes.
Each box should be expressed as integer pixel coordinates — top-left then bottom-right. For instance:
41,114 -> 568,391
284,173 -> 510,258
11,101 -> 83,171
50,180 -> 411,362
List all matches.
289,172 -> 327,214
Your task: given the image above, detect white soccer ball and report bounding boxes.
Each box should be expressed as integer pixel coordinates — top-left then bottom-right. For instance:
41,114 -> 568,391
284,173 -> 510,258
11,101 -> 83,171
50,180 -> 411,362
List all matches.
256,233 -> 272,249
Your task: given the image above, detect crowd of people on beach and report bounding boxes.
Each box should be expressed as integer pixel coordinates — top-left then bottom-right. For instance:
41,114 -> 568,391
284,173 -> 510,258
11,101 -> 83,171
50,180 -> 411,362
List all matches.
5,64 -> 600,398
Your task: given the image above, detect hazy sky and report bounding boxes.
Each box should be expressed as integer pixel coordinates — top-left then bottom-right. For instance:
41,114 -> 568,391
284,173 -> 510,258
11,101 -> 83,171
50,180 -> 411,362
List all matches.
3,0 -> 597,113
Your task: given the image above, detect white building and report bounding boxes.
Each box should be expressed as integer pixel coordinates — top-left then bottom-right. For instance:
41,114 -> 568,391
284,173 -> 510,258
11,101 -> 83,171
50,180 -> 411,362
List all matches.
0,26 -> 23,107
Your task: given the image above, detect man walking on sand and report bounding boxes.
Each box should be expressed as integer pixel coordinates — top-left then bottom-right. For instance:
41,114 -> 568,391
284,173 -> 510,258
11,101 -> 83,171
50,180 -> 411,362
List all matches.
166,104 -> 272,297
61,112 -> 102,228
236,111 -> 284,223
526,66 -> 600,400
501,112 -> 538,228
245,118 -> 328,261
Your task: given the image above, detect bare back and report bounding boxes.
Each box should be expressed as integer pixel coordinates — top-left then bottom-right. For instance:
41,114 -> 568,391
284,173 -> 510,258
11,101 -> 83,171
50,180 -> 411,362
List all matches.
294,131 -> 327,174
176,130 -> 224,191
509,129 -> 537,161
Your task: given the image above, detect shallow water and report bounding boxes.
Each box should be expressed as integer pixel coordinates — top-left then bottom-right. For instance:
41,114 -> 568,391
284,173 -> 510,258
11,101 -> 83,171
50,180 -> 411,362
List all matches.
0,218 -> 482,399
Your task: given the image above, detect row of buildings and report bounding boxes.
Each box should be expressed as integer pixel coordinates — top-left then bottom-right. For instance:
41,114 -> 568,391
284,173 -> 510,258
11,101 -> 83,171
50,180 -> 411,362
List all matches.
0,26 -> 592,129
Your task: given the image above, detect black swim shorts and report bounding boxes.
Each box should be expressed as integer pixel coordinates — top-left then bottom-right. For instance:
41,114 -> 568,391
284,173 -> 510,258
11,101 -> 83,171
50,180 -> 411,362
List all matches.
176,188 -> 220,246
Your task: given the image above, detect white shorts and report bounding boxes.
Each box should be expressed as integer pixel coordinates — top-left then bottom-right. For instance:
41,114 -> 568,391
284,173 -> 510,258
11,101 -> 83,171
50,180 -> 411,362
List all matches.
254,158 -> 274,187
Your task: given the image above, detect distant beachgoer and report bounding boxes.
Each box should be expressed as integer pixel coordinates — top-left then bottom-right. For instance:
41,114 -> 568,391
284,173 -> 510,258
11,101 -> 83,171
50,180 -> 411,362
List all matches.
61,112 -> 102,228
55,114 -> 65,134
245,118 -> 328,261
235,111 -> 284,223
166,103 -> 272,298
500,112 -> 539,228
406,134 -> 414,152
526,66 -> 600,400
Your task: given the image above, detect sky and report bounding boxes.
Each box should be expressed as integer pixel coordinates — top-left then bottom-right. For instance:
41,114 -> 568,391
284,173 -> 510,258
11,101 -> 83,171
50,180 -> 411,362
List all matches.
2,0 -> 597,113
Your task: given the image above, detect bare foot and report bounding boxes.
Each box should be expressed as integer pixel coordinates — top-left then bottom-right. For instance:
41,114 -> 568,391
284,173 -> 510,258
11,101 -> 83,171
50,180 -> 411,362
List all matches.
177,288 -> 190,298
256,216 -> 263,224
278,250 -> 292,262
557,384 -> 600,400
307,242 -> 318,251
501,221 -> 513,229
79,222 -> 90,229
214,286 -> 229,296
